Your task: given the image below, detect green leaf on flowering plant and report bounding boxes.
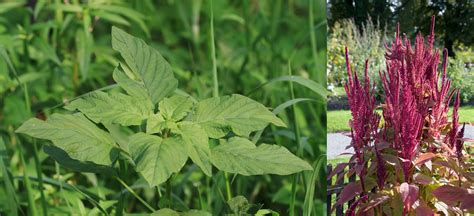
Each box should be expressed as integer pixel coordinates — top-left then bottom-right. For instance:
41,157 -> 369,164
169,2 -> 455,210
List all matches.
151,208 -> 212,216
128,133 -> 187,187
112,26 -> 178,104
65,91 -> 153,126
151,208 -> 179,216
112,66 -> 149,101
194,94 -> 286,138
15,113 -> 118,166
146,113 -> 178,134
211,137 -> 312,175
159,95 -> 194,121
178,122 -> 212,176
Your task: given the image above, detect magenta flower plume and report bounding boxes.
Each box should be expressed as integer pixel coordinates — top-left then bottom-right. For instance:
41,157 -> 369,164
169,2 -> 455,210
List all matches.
446,90 -> 461,150
456,124 -> 465,161
344,47 -> 381,191
384,17 -> 453,143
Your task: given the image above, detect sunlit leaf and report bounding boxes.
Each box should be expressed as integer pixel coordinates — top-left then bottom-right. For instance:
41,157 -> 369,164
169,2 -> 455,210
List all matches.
211,137 -> 312,175
16,114 -> 118,166
194,94 -> 285,138
112,26 -> 177,104
128,133 -> 187,186
65,91 -> 153,126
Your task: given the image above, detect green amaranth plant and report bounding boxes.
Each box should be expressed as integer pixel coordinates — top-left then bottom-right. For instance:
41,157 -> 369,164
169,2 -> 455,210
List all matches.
15,27 -> 312,214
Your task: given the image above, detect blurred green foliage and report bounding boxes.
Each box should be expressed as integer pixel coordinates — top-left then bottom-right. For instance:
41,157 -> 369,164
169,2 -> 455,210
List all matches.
0,0 -> 327,215
328,0 -> 474,57
447,57 -> 474,103
328,17 -> 474,105
327,18 -> 385,87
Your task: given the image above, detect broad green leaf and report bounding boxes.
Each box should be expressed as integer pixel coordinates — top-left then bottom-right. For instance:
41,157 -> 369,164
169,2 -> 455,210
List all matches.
151,208 -> 211,216
128,133 -> 187,186
112,26 -> 177,104
65,91 -> 152,126
146,114 -> 178,134
159,95 -> 194,121
227,196 -> 251,214
211,137 -> 312,175
43,145 -> 116,175
194,94 -> 286,138
112,66 -> 149,101
151,208 -> 179,216
16,113 -> 118,166
178,122 -> 212,176
146,95 -> 194,134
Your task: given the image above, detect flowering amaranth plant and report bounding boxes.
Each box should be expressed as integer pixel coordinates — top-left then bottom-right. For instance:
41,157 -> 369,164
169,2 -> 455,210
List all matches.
330,17 -> 474,215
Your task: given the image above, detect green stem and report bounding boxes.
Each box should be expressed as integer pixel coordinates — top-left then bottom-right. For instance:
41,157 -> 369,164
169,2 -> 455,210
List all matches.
156,186 -> 161,209
224,172 -> 232,201
117,160 -> 126,216
288,62 -> 302,216
114,177 -> 155,212
308,0 -> 318,74
210,0 -> 218,98
33,140 -> 47,216
166,179 -> 172,208
290,174 -> 298,216
55,162 -> 73,214
19,144 -> 38,216
197,185 -> 204,210
209,0 -> 232,202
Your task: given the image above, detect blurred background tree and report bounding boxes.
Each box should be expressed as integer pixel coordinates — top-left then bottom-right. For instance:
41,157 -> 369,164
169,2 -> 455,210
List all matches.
328,0 -> 473,57
327,0 -> 474,104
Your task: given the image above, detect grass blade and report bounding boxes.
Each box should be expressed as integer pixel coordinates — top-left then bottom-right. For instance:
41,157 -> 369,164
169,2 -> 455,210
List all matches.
0,137 -> 19,216
246,75 -> 327,98
19,144 -> 38,216
114,176 -> 156,212
252,98 -> 317,143
303,155 -> 326,216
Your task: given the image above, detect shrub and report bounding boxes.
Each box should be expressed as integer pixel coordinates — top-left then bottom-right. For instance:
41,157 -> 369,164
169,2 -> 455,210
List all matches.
447,57 -> 474,103
330,17 -> 474,215
327,18 -> 385,88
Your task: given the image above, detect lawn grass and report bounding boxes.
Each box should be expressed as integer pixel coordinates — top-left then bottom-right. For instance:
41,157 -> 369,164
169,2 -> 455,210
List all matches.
327,156 -> 350,167
327,110 -> 352,133
328,106 -> 474,133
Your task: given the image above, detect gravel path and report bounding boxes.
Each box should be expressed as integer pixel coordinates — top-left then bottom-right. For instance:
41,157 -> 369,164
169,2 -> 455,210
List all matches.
327,124 -> 474,159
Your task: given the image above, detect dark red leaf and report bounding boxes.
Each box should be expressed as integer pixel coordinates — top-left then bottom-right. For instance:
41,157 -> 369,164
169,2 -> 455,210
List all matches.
415,153 -> 436,166
460,193 -> 474,210
360,194 -> 390,212
413,173 -> 433,185
415,201 -> 434,216
327,163 -> 348,180
432,185 -> 467,205
382,153 -> 399,166
399,182 -> 418,208
333,182 -> 362,209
